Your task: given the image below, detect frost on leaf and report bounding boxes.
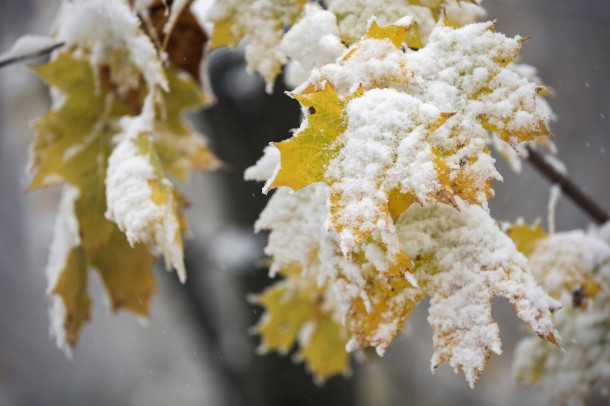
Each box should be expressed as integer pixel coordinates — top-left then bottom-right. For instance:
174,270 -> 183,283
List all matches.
31,0 -> 219,350
252,267 -> 350,383
251,175 -> 558,384
324,0 -> 486,45
266,20 -> 551,257
396,202 -> 559,387
55,0 -> 167,91
280,4 -> 346,88
33,53 -> 157,350
513,227 -> 610,405
207,0 -> 307,91
255,183 -> 417,356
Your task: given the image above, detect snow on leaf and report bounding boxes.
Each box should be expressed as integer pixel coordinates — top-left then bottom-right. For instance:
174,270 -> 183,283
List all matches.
31,40 -> 218,348
324,0 -> 485,45
396,201 -> 559,387
252,178 -> 559,384
106,125 -> 187,282
265,83 -> 361,193
47,186 -> 91,351
513,227 -> 610,405
253,268 -> 350,382
280,4 -> 346,88
208,0 -> 307,91
524,230 -> 608,302
265,20 -> 551,258
254,183 -> 419,360
33,53 -> 158,349
55,0 -> 167,91
344,249 -> 422,355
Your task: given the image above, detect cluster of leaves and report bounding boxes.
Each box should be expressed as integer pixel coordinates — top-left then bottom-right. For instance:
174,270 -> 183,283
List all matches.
510,223 -> 610,405
240,1 -> 559,385
19,0 -> 605,397
207,0 -> 486,91
32,0 -> 218,351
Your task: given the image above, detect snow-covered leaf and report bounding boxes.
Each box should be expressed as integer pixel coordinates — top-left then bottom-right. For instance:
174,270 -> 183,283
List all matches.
266,20 -> 551,256
514,227 -> 610,405
208,0 -> 307,91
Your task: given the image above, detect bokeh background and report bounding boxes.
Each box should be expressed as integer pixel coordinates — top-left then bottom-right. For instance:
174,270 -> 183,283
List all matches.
0,1 -> 608,405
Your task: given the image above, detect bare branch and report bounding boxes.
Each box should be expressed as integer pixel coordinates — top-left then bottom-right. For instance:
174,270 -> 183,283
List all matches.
526,146 -> 609,224
0,42 -> 65,69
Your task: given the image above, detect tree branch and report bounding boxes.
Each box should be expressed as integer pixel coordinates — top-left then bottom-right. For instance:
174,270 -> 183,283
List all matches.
0,42 -> 64,69
526,146 -> 609,224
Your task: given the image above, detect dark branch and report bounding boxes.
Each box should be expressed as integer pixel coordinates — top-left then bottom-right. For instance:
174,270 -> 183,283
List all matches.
526,146 -> 609,224
0,42 -> 64,69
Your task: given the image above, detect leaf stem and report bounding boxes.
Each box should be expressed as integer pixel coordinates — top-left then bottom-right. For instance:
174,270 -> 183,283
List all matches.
526,146 -> 609,224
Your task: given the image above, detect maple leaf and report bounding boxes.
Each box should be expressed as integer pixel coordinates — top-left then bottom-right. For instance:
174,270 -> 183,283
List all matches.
32,53 -> 157,349
396,201 -> 559,387
252,267 -> 350,383
253,172 -> 558,385
106,116 -> 187,282
510,225 -> 607,302
208,0 -> 307,91
265,20 -> 551,258
513,228 -> 610,405
152,69 -> 221,180
31,45 -> 218,348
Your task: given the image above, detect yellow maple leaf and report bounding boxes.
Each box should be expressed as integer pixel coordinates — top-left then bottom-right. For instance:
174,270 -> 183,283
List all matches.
32,50 -> 220,349
513,229 -> 610,403
267,84 -> 361,191
253,268 -> 350,382
397,202 -> 559,387
51,245 -> 91,348
32,54 -> 159,348
265,21 -> 551,257
345,249 -> 423,354
507,221 -> 548,258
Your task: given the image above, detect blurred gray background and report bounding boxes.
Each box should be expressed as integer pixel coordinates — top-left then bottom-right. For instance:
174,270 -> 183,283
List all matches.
0,0 -> 608,405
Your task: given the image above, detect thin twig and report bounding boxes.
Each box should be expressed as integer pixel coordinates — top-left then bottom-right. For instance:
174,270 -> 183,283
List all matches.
526,146 -> 609,224
0,42 -> 64,69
